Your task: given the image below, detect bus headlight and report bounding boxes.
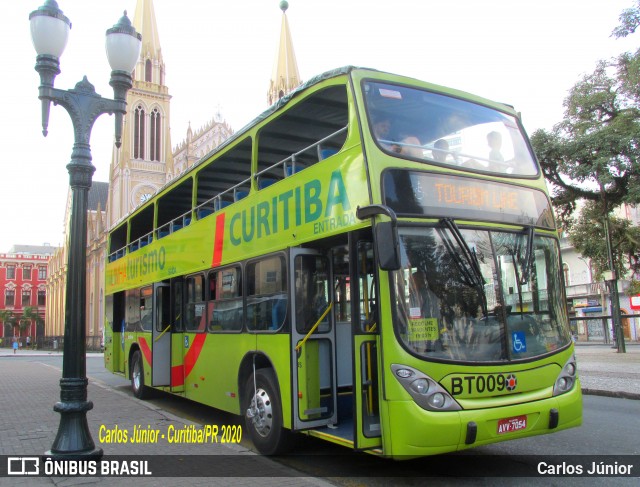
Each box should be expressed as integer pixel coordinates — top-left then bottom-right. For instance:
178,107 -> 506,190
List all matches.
391,364 -> 461,411
427,392 -> 446,409
553,355 -> 577,396
411,379 -> 429,394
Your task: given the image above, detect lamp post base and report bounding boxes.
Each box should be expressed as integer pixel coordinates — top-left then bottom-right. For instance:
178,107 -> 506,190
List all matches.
46,378 -> 103,459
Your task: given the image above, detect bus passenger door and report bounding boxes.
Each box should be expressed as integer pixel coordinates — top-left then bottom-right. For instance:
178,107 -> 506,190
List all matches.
290,249 -> 338,430
352,239 -> 382,450
152,283 -> 171,387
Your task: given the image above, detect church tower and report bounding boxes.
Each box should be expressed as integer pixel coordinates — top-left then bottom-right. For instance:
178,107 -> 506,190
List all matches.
108,0 -> 174,227
267,1 -> 302,105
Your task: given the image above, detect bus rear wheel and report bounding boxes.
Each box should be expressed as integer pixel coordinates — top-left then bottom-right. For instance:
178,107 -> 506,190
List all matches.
131,350 -> 150,399
244,369 -> 293,455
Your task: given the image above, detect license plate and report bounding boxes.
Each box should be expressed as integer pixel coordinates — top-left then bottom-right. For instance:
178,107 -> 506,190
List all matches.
497,415 -> 527,434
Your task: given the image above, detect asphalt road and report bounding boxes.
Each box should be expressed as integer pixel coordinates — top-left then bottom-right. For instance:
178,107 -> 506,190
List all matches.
22,354 -> 639,485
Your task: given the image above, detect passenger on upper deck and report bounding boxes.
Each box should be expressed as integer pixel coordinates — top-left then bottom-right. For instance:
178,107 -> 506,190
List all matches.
399,135 -> 423,158
487,131 -> 504,163
432,139 -> 450,163
371,114 -> 398,152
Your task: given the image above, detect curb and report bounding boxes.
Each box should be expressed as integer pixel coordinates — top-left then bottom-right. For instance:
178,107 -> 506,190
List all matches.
581,388 -> 640,400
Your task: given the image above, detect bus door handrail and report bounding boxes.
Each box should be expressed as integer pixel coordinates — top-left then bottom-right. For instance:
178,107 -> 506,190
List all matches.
295,301 -> 333,353
154,324 -> 171,343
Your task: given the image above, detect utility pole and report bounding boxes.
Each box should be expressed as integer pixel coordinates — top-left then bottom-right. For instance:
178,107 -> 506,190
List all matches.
603,214 -> 627,353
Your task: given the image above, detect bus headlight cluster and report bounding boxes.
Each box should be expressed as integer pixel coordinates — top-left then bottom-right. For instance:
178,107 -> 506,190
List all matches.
553,355 -> 578,396
391,364 -> 461,412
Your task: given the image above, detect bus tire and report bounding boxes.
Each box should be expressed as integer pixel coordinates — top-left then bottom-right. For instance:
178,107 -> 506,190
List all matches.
244,369 -> 293,455
131,350 -> 150,399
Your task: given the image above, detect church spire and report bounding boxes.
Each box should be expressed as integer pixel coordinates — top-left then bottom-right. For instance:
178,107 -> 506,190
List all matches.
267,1 -> 301,106
132,0 -> 164,85
107,0 -> 173,227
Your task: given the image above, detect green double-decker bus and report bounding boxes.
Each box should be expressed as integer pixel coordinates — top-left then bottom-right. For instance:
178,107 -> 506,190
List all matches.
104,66 -> 581,458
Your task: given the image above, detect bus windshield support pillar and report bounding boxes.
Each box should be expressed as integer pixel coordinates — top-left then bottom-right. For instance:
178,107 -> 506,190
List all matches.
30,3 -> 141,457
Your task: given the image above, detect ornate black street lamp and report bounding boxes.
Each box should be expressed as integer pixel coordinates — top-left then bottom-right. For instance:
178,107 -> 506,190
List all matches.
29,0 -> 141,457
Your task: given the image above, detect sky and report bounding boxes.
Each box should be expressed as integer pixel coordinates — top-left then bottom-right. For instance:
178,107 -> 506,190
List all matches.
0,0 -> 637,253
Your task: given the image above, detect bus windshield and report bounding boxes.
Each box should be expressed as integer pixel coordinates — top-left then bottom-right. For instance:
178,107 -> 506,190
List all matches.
364,81 -> 537,176
393,227 -> 571,362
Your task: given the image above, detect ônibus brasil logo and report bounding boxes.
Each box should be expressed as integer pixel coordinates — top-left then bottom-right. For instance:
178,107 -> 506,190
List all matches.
505,373 -> 518,391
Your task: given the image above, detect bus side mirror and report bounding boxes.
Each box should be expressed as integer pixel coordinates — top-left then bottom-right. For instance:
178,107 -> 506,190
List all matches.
375,221 -> 401,270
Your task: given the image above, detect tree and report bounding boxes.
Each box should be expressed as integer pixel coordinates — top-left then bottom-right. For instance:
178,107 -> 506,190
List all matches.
19,306 -> 42,336
531,2 -> 640,352
530,2 -> 640,275
566,201 -> 640,281
0,309 -> 17,338
530,58 -> 640,222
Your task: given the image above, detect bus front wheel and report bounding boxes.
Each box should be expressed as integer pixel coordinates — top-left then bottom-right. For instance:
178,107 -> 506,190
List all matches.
131,350 -> 150,399
244,369 -> 292,455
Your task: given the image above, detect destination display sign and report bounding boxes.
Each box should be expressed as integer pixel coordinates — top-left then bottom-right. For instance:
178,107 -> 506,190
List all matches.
382,170 -> 555,229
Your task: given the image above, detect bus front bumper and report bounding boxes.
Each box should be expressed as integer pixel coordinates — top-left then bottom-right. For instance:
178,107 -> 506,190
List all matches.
384,383 -> 582,458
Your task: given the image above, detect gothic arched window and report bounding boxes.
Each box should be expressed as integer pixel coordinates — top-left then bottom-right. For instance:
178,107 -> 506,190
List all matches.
145,59 -> 152,82
134,105 -> 145,159
150,108 -> 162,162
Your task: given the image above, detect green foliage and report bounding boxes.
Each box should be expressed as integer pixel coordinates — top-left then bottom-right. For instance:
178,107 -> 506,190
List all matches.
19,306 -> 43,332
0,309 -> 16,325
566,202 -> 640,281
0,309 -> 18,337
530,2 -> 640,283
612,1 -> 640,38
530,56 -> 640,222
626,278 -> 640,296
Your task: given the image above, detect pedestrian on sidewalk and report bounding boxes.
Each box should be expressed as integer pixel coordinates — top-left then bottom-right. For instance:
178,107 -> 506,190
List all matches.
26,336 -> 31,349
12,337 -> 18,354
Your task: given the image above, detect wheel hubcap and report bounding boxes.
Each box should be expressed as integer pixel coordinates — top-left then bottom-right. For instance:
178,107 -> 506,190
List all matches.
247,387 -> 273,437
133,360 -> 141,390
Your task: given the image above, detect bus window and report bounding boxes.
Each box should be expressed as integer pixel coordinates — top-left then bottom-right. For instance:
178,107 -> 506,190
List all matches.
172,279 -> 183,332
332,247 -> 351,323
294,255 -> 330,334
185,274 -> 206,332
125,289 -> 141,332
208,266 -> 243,332
363,81 -> 537,177
246,256 -> 287,331
196,138 -> 252,216
157,177 -> 194,237
357,242 -> 377,333
257,85 -> 348,179
140,286 -> 153,332
109,222 -> 127,262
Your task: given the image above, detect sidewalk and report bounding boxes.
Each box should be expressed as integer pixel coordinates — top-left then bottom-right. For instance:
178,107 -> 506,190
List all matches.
0,355 -> 332,487
574,342 -> 640,400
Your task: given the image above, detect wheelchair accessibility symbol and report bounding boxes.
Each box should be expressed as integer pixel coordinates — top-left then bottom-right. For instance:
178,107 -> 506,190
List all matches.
512,331 -> 527,353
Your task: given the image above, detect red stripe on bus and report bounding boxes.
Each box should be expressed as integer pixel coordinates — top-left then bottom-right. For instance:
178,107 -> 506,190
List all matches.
139,337 -> 152,367
184,333 -> 207,379
212,213 -> 226,267
171,364 -> 184,387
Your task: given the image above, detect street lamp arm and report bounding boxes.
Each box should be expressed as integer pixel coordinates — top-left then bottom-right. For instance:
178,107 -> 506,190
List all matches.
39,76 -> 128,149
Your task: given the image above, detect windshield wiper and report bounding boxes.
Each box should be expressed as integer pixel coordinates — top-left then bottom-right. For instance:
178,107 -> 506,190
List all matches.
439,218 -> 485,289
519,226 -> 534,285
439,218 -> 488,318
